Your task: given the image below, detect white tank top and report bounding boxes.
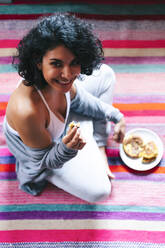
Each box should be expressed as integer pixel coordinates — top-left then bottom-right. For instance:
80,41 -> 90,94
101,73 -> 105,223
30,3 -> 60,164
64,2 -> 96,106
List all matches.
36,89 -> 70,141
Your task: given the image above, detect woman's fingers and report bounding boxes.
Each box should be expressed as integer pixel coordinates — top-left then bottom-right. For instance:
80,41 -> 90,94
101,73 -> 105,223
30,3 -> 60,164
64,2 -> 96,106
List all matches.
62,127 -> 78,144
113,130 -> 124,143
62,127 -> 86,150
72,137 -> 86,150
113,117 -> 126,143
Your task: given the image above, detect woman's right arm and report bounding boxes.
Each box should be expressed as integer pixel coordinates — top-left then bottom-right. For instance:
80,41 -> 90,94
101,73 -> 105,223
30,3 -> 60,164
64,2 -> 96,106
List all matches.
4,109 -> 82,170
7,101 -> 85,151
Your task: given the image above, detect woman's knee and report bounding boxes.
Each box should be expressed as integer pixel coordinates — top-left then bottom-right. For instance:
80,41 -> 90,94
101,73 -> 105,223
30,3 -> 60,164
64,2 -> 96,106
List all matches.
86,180 -> 112,203
94,64 -> 116,105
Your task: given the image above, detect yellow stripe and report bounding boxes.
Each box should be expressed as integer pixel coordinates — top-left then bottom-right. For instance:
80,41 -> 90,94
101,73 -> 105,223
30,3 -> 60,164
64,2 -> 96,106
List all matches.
1,48 -> 165,57
0,48 -> 16,57
0,219 -> 165,231
104,48 -> 165,57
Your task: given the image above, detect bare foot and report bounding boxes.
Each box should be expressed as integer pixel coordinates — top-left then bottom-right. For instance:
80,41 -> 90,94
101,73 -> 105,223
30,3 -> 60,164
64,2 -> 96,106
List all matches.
99,146 -> 115,179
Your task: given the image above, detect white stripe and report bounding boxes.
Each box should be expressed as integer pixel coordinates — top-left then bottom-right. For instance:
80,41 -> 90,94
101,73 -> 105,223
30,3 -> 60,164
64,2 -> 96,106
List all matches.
104,48 -> 165,57
0,48 -> 16,57
0,219 -> 165,231
1,48 -> 165,58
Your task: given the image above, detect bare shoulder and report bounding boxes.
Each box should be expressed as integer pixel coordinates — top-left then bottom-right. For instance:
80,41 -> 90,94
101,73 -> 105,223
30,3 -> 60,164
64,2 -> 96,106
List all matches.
6,84 -> 51,148
6,84 -> 44,128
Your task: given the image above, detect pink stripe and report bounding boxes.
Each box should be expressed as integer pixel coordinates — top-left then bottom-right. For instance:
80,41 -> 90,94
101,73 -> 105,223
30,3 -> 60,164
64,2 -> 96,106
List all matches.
0,148 -> 13,156
1,28 -> 165,41
0,29 -> 31,40
105,56 -> 165,64
5,39 -> 165,49
97,30 -> 165,41
122,110 -> 165,117
0,229 -> 165,243
111,181 -> 165,207
115,73 -> 165,94
0,40 -> 19,48
0,110 -> 6,116
102,40 -> 165,48
0,73 -> 20,94
0,181 -> 87,205
0,95 -> 10,101
0,116 -> 5,122
125,116 -> 165,124
106,149 -> 119,157
1,181 -> 165,206
1,27 -> 165,41
3,34 -> 165,46
106,148 -> 165,159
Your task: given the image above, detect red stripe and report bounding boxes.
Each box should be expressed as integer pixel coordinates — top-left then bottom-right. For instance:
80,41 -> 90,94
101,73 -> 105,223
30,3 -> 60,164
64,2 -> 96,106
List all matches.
0,229 -> 165,243
0,40 -> 19,48
2,40 -> 164,49
1,110 -> 164,117
1,14 -> 165,20
102,40 -> 165,48
0,14 -> 50,20
0,164 -> 15,172
0,110 -> 6,116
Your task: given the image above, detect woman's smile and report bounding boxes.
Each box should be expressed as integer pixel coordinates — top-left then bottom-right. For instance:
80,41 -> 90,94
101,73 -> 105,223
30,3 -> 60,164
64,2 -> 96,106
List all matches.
53,79 -> 73,85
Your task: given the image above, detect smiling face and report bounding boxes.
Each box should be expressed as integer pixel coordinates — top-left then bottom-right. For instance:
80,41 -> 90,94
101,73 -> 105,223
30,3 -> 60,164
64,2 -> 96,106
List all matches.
37,45 -> 81,93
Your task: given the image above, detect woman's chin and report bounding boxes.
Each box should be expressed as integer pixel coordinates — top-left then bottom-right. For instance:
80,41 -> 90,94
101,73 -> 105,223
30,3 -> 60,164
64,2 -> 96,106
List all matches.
56,83 -> 73,93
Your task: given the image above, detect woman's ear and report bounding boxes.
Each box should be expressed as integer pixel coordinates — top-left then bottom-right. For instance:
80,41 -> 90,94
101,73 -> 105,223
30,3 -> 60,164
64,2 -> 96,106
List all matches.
37,63 -> 42,70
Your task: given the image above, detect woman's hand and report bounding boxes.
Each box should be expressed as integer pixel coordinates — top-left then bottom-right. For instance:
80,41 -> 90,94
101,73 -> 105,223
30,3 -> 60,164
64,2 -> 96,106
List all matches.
62,126 -> 86,150
113,117 -> 126,143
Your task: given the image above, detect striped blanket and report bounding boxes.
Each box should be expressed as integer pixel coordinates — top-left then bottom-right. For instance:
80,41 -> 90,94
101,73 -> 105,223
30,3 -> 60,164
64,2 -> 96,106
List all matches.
0,1 -> 165,247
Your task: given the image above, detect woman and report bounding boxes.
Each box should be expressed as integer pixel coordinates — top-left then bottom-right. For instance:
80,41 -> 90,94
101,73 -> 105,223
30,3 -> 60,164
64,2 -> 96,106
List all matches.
3,13 -> 125,202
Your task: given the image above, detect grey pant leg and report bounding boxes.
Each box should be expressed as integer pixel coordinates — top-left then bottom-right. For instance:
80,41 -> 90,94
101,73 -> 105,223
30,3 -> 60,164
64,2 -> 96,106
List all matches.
74,64 -> 116,147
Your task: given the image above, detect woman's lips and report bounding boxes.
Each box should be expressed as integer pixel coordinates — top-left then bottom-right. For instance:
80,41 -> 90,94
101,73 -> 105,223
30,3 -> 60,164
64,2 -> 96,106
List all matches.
54,79 -> 72,85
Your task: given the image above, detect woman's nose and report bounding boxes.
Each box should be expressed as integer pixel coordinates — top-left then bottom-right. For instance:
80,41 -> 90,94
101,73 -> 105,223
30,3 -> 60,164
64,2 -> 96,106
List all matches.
61,66 -> 72,80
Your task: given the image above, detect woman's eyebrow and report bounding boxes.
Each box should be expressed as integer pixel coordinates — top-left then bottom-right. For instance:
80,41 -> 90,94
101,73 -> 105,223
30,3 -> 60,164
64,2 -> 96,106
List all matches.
49,58 -> 62,61
49,58 -> 77,63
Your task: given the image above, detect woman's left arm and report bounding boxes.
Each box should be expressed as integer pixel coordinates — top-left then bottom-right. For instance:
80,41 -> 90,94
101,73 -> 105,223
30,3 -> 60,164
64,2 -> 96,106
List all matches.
70,84 -> 125,143
70,84 -> 123,124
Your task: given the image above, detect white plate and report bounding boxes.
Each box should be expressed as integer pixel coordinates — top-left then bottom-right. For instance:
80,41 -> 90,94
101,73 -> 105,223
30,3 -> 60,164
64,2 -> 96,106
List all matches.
119,128 -> 164,171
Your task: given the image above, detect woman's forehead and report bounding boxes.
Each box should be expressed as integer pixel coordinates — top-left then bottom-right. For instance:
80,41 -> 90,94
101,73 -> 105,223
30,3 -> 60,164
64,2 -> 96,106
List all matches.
44,45 -> 76,61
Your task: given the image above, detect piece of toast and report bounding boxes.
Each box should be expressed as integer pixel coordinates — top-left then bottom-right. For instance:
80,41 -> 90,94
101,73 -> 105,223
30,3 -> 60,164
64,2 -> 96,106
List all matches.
123,134 -> 158,163
142,141 -> 158,163
69,121 -> 80,130
123,135 -> 144,158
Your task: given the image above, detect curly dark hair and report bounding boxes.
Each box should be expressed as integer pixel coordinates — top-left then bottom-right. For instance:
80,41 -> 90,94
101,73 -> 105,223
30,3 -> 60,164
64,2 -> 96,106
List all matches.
13,13 -> 104,89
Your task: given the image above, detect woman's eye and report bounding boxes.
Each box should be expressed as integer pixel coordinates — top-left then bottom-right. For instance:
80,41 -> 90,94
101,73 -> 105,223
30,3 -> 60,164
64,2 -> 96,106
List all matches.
50,61 -> 62,67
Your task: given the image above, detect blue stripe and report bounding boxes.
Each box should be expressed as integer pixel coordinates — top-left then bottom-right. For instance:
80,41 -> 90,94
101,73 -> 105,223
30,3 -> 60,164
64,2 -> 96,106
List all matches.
1,241 -> 165,248
0,64 -> 16,74
0,203 -> 165,213
0,4 -> 165,15
110,64 -> 165,73
0,156 -> 16,164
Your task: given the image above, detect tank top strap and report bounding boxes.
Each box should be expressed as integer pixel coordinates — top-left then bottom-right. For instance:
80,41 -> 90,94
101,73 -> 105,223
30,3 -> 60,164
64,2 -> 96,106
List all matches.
65,91 -> 71,119
35,87 -> 70,121
35,88 -> 51,113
